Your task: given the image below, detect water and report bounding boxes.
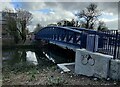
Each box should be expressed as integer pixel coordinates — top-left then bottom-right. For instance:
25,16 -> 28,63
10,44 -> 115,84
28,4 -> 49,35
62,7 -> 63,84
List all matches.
2,44 -> 75,68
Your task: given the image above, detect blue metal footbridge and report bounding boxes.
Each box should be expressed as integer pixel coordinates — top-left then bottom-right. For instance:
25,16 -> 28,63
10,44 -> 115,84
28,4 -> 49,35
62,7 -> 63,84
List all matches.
35,26 -> 120,59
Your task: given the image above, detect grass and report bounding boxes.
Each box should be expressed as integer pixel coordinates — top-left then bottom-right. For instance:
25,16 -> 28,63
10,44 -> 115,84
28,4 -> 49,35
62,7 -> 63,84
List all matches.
47,76 -> 66,85
3,62 -> 37,73
2,61 -> 56,82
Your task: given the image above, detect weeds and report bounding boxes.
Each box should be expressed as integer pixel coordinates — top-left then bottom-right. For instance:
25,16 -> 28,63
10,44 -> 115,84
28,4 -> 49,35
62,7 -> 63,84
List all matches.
47,76 -> 66,85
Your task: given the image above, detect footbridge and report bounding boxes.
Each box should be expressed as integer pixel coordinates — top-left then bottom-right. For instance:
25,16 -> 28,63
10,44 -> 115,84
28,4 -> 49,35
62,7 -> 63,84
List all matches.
35,26 -> 120,59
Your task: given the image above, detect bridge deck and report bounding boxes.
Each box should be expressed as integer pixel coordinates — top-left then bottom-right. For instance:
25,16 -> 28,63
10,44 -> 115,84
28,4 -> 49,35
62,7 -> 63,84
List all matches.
49,40 -> 81,51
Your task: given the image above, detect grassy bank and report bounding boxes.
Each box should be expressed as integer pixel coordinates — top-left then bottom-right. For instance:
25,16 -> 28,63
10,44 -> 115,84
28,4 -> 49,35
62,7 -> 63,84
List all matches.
2,61 -> 120,86
2,39 -> 120,86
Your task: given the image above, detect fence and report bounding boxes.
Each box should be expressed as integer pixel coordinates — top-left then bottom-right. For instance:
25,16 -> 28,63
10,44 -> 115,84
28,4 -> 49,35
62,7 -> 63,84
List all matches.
97,30 -> 120,59
71,27 -> 120,59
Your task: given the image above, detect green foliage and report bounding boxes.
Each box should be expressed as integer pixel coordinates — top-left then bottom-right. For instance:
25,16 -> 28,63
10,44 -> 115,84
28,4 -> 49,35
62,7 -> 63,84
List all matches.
57,19 -> 76,27
97,21 -> 108,31
3,8 -> 33,44
47,76 -> 65,85
33,24 -> 43,34
98,26 -> 108,31
5,13 -> 20,44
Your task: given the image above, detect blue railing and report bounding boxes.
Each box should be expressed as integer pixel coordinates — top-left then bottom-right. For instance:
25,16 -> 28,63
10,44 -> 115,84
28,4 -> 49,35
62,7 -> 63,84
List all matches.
35,26 -> 87,48
35,26 -> 120,59
96,30 -> 120,59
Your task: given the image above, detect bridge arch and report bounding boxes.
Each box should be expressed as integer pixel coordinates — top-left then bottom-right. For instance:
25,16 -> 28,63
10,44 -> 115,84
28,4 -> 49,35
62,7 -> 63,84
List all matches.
35,26 -> 89,50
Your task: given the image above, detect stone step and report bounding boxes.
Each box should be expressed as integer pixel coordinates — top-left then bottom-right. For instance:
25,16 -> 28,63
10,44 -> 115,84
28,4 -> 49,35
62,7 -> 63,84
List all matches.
57,62 -> 75,72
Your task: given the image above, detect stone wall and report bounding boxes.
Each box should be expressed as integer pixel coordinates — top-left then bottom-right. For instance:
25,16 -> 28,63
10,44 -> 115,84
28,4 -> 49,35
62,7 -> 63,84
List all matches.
109,59 -> 120,80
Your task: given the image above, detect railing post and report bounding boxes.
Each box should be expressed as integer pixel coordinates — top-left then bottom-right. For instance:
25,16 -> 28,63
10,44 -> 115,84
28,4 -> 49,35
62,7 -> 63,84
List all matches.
113,30 -> 118,59
86,34 -> 98,52
66,31 -> 69,42
73,32 -> 77,43
57,34 -> 59,40
93,32 -> 96,52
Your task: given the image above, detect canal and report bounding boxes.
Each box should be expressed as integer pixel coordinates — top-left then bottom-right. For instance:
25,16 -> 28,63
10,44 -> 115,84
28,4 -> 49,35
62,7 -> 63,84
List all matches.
2,44 -> 75,70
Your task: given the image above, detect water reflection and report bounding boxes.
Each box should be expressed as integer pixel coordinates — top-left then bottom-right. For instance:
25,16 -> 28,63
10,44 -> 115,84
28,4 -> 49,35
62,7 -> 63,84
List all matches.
2,45 -> 75,67
26,51 -> 38,65
43,51 -> 55,63
42,44 -> 75,64
3,49 -> 32,66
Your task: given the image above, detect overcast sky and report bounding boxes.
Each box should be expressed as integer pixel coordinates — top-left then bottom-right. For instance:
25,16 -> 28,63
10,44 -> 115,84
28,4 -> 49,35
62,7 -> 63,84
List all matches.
0,0 -> 119,32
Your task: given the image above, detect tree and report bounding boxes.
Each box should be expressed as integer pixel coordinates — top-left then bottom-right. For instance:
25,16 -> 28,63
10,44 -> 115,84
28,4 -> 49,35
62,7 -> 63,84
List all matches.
77,3 -> 101,29
3,8 -> 33,43
70,19 -> 76,27
57,22 -> 62,26
79,21 -> 86,28
3,10 -> 20,44
34,23 -> 43,33
16,9 -> 33,43
47,23 -> 57,27
57,19 -> 76,27
97,21 -> 108,31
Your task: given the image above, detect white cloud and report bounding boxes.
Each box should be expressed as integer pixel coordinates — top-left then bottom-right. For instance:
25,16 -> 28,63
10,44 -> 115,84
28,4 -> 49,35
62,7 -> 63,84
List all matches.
18,2 -> 46,11
19,2 -> 118,32
106,21 -> 118,30
2,0 -> 119,2
101,12 -> 113,16
1,1 -> 119,31
17,2 -> 82,32
0,1 -> 15,12
100,18 -> 118,22
99,18 -> 118,30
28,8 -> 76,32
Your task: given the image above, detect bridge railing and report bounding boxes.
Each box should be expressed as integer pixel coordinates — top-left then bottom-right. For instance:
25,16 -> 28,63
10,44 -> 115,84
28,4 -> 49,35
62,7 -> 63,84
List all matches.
96,30 -> 120,59
35,26 -> 120,59
35,26 -> 88,48
72,27 -> 120,59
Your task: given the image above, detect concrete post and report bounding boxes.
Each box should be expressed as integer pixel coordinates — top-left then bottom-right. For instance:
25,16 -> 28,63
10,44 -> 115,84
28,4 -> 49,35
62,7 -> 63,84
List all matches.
75,49 -> 112,79
109,59 -> 120,80
86,34 -> 98,52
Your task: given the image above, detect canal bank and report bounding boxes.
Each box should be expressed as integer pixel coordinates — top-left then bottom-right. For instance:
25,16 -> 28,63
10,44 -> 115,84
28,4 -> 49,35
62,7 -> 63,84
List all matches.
1,40 -> 120,86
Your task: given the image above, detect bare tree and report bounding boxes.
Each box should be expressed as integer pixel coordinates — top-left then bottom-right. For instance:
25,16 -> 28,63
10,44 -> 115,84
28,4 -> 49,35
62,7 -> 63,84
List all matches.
77,3 -> 101,29
16,9 -> 33,43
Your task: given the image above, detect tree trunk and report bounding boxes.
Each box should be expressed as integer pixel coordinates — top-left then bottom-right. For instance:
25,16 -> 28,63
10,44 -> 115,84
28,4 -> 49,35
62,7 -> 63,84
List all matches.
86,20 -> 89,29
